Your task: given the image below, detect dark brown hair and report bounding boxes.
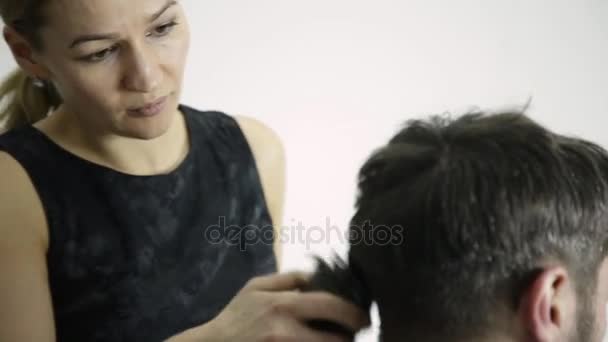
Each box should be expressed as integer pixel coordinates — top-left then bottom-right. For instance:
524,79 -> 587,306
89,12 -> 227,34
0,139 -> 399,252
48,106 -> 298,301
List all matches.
312,111 -> 608,340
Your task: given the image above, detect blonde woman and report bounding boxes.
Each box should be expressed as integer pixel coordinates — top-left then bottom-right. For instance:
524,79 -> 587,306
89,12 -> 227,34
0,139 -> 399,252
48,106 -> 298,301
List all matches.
0,0 -> 368,341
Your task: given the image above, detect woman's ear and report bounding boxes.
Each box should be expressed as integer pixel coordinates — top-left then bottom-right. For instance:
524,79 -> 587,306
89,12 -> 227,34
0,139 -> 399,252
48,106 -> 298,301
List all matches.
519,266 -> 577,342
3,26 -> 50,80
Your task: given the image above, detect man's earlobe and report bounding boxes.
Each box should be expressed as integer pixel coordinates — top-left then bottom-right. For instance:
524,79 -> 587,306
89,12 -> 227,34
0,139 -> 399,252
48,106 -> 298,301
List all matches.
519,266 -> 575,342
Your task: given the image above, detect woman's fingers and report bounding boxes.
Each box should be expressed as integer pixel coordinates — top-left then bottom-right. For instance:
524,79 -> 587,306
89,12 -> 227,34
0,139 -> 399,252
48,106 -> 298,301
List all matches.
279,291 -> 371,333
244,271 -> 312,291
200,272 -> 370,341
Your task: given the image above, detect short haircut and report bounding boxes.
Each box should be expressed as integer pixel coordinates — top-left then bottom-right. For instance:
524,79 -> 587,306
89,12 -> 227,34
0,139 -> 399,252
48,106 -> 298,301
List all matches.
307,111 -> 608,340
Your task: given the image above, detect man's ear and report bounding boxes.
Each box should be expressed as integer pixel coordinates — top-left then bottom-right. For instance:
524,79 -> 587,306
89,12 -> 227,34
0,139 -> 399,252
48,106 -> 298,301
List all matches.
3,25 -> 50,80
519,266 -> 577,342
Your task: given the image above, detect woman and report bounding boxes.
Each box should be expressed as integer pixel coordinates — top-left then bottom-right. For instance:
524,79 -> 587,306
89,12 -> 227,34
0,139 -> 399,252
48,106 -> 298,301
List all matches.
0,0 -> 369,341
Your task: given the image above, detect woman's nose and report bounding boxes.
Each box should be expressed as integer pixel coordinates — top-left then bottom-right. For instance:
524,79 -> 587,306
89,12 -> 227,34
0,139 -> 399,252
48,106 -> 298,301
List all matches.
121,44 -> 162,93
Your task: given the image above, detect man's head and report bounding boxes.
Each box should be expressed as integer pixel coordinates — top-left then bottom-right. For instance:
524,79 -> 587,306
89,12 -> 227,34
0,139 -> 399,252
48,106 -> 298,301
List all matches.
311,111 -> 608,342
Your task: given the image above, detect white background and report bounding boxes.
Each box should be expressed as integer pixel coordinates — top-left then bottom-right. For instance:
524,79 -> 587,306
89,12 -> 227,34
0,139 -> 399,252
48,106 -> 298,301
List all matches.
1,1 -> 607,340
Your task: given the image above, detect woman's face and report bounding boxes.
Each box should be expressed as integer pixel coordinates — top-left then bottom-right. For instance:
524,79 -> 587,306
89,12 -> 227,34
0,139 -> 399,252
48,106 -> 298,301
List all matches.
35,0 -> 190,139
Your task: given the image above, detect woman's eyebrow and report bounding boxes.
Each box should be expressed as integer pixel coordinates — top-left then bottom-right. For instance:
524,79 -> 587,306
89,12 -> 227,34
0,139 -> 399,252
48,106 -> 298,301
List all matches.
69,33 -> 120,49
68,0 -> 178,49
149,0 -> 178,23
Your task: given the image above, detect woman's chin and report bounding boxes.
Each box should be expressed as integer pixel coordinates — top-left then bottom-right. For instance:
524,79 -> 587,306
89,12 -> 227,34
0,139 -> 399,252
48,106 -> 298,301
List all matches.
121,106 -> 177,140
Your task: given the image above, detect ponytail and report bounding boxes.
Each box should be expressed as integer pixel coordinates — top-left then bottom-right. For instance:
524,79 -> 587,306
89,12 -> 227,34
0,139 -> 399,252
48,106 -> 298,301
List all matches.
0,68 -> 61,132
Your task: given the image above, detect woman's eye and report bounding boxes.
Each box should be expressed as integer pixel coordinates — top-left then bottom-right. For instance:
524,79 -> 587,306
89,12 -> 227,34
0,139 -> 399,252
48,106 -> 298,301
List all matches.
149,21 -> 179,37
83,46 -> 119,63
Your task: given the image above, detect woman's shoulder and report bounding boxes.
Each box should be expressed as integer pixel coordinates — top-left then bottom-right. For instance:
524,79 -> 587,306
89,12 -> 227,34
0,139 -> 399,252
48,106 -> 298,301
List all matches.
0,150 -> 30,185
179,104 -> 234,127
0,124 -> 33,144
0,150 -> 44,209
0,151 -> 54,341
233,116 -> 284,159
180,104 -> 283,157
0,127 -> 41,183
0,151 -> 49,250
233,115 -> 285,238
0,127 -> 55,251
179,104 -> 282,146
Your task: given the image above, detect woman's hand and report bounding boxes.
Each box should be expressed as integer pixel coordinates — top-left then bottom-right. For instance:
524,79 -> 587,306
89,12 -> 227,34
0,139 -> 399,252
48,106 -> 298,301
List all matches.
169,272 -> 370,341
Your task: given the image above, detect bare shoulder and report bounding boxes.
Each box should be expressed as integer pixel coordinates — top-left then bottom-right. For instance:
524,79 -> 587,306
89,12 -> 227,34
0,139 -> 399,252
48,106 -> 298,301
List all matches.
234,116 -> 286,266
234,116 -> 285,192
234,116 -> 285,189
0,152 -> 55,340
0,151 -> 49,250
234,116 -> 285,162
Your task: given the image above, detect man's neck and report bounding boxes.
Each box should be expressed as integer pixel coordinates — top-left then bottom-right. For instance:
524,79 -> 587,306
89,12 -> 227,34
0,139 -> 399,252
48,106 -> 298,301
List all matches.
381,329 -> 515,342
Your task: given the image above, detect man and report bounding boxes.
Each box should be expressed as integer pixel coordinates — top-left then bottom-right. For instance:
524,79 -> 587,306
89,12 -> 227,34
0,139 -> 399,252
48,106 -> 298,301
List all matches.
307,111 -> 608,342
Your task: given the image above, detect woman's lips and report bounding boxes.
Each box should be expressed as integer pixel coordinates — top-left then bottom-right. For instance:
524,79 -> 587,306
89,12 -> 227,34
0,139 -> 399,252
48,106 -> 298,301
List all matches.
127,96 -> 168,117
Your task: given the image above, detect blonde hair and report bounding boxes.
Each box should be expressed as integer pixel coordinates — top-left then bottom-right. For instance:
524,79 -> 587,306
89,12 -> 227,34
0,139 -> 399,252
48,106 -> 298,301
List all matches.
1,0 -> 62,131
0,69 -> 61,131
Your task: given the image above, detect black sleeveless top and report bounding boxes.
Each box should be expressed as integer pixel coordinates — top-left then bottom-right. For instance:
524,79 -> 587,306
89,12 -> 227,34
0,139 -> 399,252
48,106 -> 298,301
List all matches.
0,105 -> 277,341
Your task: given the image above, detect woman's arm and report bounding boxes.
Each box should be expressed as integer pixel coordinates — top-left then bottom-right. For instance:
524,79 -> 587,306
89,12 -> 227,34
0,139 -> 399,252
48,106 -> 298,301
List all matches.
235,117 -> 286,269
0,152 -> 56,341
